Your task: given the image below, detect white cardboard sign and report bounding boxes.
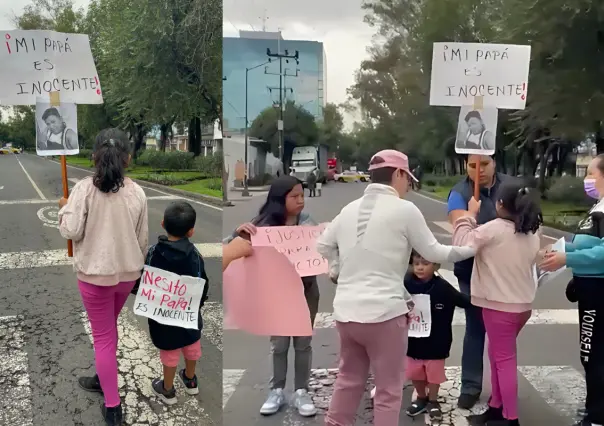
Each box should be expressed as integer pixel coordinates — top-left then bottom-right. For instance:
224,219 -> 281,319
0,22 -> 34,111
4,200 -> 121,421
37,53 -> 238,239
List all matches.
408,294 -> 432,338
0,30 -> 103,105
429,42 -> 531,110
133,266 -> 206,330
35,99 -> 79,156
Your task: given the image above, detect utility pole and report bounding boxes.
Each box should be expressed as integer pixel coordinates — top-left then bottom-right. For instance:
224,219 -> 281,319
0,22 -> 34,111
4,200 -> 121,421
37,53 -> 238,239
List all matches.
266,39 -> 299,173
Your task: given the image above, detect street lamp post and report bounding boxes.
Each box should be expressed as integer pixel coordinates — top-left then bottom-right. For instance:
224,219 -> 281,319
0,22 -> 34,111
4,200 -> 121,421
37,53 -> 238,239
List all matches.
242,60 -> 271,197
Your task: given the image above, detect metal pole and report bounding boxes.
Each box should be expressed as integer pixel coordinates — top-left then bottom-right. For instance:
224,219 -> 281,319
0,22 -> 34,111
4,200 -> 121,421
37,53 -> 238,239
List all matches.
243,68 -> 250,197
279,55 -> 283,172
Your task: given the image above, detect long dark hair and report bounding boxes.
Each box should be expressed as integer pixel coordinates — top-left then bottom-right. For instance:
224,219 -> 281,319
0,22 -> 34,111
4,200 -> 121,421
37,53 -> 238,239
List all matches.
92,128 -> 130,193
497,180 -> 543,234
253,175 -> 302,226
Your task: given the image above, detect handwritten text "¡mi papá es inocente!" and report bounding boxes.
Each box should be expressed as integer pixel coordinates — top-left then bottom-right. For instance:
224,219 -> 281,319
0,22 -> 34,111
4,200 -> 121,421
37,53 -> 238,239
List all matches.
4,32 -> 102,98
135,269 -> 197,323
441,44 -> 526,101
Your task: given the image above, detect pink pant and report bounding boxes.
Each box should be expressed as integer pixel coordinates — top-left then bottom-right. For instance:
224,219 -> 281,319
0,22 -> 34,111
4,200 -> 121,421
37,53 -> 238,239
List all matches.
79,279 -> 135,408
325,315 -> 408,426
483,308 -> 531,420
159,340 -> 202,367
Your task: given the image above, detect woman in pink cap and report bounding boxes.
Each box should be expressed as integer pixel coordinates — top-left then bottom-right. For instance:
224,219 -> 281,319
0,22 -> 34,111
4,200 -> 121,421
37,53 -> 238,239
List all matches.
316,149 -> 475,426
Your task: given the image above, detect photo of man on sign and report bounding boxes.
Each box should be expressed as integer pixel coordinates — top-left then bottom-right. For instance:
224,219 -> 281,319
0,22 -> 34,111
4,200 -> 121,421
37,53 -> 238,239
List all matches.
35,101 -> 79,156
455,106 -> 497,155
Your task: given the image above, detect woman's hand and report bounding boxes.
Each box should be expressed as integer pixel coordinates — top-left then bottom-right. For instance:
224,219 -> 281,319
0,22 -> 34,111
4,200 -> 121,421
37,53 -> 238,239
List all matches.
539,252 -> 567,272
236,222 -> 257,237
58,197 -> 68,208
468,197 -> 481,216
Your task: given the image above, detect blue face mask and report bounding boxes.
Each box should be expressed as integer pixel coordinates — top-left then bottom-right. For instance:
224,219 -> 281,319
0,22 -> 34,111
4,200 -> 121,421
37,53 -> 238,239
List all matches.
584,179 -> 600,199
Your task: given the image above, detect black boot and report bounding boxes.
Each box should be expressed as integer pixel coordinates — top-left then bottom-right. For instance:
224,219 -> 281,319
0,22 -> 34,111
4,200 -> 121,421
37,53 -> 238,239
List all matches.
101,403 -> 123,426
467,406 -> 504,425
78,374 -> 103,394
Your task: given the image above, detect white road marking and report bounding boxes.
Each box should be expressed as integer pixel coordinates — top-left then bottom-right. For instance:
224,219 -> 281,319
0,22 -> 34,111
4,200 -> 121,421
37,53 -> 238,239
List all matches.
15,156 -> 46,200
68,177 -> 79,184
223,369 -> 245,408
0,243 -> 222,270
433,220 -> 454,234
519,366 -> 585,419
44,156 -> 223,211
80,308 -> 211,424
0,316 -> 34,426
0,195 -> 180,205
0,186 -> 4,190
37,206 -> 59,228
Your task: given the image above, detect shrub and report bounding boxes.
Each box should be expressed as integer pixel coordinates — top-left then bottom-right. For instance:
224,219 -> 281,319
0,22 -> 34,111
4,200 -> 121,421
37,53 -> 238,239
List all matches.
545,175 -> 592,206
203,177 -> 223,191
77,149 -> 93,159
135,150 -> 195,170
194,153 -> 222,177
139,174 -> 187,186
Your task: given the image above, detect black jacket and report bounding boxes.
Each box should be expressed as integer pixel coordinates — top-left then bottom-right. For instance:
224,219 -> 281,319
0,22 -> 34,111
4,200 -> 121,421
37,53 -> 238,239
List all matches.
141,236 -> 209,351
405,272 -> 471,360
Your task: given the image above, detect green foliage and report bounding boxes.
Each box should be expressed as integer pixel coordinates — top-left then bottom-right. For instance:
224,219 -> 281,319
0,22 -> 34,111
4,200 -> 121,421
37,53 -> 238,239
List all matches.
250,101 -> 319,155
76,149 -> 93,159
194,153 -> 222,177
545,176 -> 592,206
135,150 -> 196,170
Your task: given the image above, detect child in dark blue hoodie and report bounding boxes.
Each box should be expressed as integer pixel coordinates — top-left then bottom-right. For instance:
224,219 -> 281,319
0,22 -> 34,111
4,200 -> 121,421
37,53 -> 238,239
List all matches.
140,201 -> 209,405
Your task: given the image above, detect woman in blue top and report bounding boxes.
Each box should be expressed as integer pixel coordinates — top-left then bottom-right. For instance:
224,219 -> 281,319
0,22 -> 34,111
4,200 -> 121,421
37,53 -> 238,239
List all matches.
541,154 -> 604,426
224,175 -> 320,419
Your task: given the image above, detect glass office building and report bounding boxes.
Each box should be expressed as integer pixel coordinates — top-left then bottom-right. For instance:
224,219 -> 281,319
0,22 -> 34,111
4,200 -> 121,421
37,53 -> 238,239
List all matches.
223,31 -> 326,132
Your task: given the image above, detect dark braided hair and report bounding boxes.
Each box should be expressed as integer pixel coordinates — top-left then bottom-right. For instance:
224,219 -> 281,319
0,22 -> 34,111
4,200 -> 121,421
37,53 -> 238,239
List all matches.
92,128 -> 130,193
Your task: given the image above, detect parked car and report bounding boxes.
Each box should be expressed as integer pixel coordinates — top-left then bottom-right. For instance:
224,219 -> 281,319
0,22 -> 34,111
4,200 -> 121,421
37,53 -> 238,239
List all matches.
0,146 -> 21,154
335,170 -> 361,183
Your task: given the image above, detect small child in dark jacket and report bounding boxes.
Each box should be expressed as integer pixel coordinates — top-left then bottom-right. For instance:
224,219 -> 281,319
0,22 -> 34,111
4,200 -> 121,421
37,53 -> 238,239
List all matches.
144,201 -> 209,405
404,251 -> 471,421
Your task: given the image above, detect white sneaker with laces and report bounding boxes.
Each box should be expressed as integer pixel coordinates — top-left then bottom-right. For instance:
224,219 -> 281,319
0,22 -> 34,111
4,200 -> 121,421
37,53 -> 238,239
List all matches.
259,388 -> 285,415
292,388 -> 317,417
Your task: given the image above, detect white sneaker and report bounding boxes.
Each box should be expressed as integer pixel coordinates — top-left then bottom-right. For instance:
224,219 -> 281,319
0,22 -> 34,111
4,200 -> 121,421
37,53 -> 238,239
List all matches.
292,388 -> 317,417
259,388 -> 285,415
370,386 -> 376,399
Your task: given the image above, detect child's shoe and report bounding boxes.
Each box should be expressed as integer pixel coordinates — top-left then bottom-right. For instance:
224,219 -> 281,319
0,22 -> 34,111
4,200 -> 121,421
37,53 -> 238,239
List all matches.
101,402 -> 123,426
292,389 -> 317,417
151,378 -> 177,405
259,388 -> 285,415
406,397 -> 429,417
467,406 -> 504,425
178,369 -> 199,395
428,400 -> 443,421
78,374 -> 103,393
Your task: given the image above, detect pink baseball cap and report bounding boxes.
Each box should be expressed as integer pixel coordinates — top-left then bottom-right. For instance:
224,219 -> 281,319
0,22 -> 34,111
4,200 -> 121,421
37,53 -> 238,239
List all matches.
367,149 -> 418,182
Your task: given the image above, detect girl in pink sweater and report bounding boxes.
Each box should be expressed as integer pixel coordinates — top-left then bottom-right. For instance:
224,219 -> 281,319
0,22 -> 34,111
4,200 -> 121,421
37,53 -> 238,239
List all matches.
452,180 -> 542,426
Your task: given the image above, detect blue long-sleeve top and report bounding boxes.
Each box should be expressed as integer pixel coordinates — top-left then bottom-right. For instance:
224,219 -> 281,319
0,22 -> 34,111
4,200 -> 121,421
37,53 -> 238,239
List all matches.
565,203 -> 604,277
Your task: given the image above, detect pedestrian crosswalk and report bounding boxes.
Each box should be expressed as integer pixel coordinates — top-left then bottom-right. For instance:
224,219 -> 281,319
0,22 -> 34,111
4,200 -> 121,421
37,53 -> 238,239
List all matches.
222,220 -> 584,425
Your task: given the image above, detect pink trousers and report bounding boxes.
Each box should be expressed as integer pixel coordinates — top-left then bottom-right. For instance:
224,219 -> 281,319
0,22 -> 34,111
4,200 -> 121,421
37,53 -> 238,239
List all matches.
325,314 -> 408,426
79,280 -> 135,407
483,308 -> 531,420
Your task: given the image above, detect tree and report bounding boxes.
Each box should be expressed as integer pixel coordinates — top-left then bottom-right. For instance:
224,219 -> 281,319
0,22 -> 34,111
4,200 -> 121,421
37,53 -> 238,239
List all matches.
318,103 -> 344,152
250,101 -> 319,155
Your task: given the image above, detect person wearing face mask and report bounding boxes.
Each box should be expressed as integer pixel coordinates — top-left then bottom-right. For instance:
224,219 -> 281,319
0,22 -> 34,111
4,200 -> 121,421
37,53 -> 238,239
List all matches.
540,154 -> 604,426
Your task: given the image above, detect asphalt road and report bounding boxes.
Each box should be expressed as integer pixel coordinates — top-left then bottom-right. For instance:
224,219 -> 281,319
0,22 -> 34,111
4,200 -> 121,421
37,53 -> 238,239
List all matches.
223,180 -> 584,426
0,153 -> 223,426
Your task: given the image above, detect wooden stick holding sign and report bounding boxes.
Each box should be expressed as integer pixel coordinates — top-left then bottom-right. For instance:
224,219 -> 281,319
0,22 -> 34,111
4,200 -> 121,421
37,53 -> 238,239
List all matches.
50,91 -> 73,257
472,96 -> 483,200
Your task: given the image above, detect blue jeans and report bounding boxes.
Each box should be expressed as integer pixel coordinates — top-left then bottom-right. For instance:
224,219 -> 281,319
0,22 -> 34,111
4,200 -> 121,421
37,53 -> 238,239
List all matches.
459,278 -> 485,396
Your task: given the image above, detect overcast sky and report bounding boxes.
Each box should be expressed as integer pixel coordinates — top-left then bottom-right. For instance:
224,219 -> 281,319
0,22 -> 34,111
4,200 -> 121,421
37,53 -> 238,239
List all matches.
223,0 -> 374,125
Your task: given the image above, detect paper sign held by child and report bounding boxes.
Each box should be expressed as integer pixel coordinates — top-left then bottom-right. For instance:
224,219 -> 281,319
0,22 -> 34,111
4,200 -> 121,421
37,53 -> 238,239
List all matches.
408,294 -> 432,338
133,265 -> 206,330
251,224 -> 329,277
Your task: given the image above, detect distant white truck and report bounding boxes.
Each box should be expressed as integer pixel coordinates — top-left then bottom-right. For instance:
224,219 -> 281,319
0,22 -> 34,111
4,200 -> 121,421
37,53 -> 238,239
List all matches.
290,145 -> 328,185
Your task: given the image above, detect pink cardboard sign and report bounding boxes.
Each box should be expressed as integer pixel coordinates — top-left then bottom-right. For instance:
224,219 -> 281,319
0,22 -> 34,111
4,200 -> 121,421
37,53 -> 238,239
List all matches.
251,225 -> 328,277
223,246 -> 313,336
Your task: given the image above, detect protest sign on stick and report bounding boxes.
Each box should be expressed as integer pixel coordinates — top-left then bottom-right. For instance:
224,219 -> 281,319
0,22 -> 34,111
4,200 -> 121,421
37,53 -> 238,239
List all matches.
0,30 -> 103,105
35,98 -> 79,156
251,224 -> 329,277
133,266 -> 206,330
429,42 -> 530,110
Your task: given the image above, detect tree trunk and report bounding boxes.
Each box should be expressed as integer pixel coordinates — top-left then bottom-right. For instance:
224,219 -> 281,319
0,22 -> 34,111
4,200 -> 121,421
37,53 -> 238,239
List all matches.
159,123 -> 169,152
595,121 -> 604,154
188,117 -> 202,156
538,140 -> 559,197
133,123 -> 145,158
